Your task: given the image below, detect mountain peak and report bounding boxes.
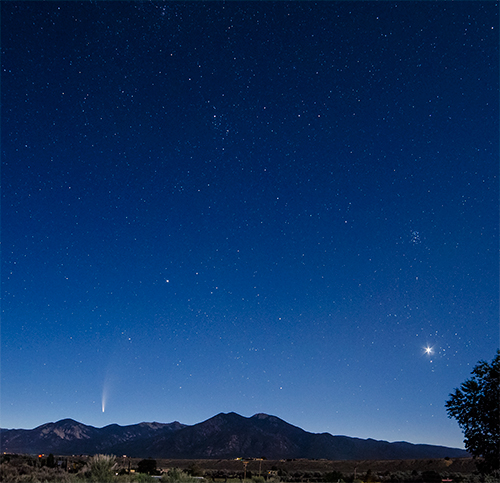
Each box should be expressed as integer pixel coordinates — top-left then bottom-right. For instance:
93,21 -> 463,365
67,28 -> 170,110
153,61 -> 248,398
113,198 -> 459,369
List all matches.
252,413 -> 271,419
1,412 -> 469,460
137,422 -> 169,429
36,418 -> 81,428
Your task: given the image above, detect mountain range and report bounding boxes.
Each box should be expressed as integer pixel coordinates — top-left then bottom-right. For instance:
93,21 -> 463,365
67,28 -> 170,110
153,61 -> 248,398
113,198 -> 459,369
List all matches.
0,412 -> 469,460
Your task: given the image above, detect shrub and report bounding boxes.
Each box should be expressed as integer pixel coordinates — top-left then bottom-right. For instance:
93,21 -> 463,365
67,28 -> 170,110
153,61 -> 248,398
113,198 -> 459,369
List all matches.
162,468 -> 199,483
421,470 -> 441,483
187,463 -> 203,477
85,454 -> 117,483
324,471 -> 345,482
130,473 -> 156,482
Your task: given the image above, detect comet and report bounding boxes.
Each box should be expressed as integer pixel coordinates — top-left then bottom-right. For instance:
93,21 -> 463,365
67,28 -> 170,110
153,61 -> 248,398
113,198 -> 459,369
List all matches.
102,384 -> 108,413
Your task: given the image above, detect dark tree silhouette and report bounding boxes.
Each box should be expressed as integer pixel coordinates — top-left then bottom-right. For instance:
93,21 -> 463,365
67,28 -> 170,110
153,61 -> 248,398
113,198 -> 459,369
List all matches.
137,458 -> 157,475
446,350 -> 499,474
46,453 -> 55,468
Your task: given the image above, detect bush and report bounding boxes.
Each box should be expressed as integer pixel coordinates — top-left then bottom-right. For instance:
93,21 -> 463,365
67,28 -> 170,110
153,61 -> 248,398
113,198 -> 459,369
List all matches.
85,454 -> 117,483
187,463 -> 203,477
324,471 -> 344,482
162,468 -> 199,483
421,470 -> 441,483
0,464 -> 18,482
130,473 -> 156,482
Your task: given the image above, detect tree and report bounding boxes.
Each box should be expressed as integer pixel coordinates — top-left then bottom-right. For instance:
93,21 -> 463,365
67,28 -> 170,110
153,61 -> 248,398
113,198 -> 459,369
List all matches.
138,458 -> 158,475
445,350 -> 499,474
46,453 -> 55,468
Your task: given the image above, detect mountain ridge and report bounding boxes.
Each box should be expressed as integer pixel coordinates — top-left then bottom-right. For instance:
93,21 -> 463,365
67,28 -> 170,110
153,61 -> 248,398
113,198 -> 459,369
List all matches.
0,412 -> 468,460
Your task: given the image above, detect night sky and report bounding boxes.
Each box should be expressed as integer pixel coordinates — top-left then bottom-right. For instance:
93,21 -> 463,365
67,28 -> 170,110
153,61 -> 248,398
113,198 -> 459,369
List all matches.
2,2 -> 498,450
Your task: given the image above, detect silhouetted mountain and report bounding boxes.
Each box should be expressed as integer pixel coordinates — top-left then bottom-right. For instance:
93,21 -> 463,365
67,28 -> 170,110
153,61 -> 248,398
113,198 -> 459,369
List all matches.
0,412 -> 468,460
0,418 -> 185,456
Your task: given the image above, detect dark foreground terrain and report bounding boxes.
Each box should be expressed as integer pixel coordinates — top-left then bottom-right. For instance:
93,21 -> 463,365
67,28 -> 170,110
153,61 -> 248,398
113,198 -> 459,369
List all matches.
0,454 -> 487,483
150,456 -> 479,474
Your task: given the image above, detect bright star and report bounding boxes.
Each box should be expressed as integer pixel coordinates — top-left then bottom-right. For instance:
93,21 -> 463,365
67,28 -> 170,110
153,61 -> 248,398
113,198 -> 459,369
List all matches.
424,346 -> 433,355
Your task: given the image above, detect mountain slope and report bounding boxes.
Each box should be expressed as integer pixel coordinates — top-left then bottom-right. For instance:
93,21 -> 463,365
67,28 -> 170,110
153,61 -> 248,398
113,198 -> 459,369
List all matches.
0,412 -> 468,460
1,418 -> 185,455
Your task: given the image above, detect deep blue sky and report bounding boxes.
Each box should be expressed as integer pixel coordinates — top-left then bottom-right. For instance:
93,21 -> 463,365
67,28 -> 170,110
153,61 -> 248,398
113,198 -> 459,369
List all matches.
2,2 -> 498,450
